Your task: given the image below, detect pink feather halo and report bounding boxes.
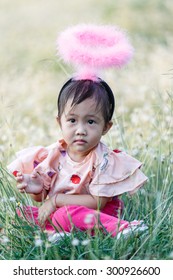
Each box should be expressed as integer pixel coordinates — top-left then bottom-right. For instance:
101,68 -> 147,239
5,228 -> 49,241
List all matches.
56,24 -> 134,80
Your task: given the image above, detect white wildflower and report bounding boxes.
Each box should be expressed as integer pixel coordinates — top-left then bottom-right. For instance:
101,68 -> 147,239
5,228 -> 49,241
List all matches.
71,238 -> 79,246
84,213 -> 94,224
1,198 -> 7,203
163,178 -> 168,185
104,255 -> 111,260
131,113 -> 139,125
34,238 -> 43,247
81,239 -> 90,246
1,236 -> 9,244
9,197 -> 16,202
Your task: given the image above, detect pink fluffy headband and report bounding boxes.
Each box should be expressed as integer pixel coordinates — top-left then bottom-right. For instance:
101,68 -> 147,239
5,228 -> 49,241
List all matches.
56,24 -> 134,81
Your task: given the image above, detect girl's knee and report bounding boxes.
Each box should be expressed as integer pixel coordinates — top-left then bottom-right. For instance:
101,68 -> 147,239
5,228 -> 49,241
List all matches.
51,205 -> 96,232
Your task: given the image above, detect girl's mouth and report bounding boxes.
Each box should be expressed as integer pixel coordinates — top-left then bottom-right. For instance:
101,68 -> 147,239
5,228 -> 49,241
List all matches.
74,139 -> 87,144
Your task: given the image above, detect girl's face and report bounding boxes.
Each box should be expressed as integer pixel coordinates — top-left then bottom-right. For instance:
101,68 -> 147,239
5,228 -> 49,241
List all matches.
57,97 -> 112,162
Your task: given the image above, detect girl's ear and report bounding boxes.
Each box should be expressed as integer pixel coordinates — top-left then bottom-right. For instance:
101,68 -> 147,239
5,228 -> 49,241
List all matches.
56,116 -> 61,127
102,121 -> 113,135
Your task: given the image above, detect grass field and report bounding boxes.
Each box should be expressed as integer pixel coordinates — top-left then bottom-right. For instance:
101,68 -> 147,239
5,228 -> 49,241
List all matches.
0,0 -> 173,260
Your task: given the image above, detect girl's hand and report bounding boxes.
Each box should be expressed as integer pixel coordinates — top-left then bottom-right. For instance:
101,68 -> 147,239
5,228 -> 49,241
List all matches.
15,171 -> 44,194
16,172 -> 28,193
38,197 -> 56,226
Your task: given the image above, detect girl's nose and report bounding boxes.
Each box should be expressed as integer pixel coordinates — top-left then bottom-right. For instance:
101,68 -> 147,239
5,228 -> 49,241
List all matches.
76,124 -> 87,135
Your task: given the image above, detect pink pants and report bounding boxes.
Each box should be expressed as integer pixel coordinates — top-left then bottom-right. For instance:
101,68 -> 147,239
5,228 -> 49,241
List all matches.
17,198 -> 130,237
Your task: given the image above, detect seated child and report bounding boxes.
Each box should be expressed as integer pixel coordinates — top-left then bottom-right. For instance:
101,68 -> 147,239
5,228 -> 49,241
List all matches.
7,24 -> 148,238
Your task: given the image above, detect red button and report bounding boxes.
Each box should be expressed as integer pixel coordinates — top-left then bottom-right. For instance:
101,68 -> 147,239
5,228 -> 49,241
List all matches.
70,174 -> 81,184
113,149 -> 121,153
12,170 -> 19,177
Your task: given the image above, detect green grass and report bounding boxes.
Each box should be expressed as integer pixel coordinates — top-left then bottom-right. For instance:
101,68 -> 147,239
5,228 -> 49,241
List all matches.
0,137 -> 172,260
0,0 -> 173,259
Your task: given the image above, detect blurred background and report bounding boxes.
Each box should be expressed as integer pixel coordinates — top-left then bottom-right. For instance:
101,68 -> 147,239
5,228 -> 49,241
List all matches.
1,0 -> 173,164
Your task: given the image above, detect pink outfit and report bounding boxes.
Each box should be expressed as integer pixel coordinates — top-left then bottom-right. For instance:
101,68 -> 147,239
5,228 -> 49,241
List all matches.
17,199 -> 128,236
8,140 -> 148,236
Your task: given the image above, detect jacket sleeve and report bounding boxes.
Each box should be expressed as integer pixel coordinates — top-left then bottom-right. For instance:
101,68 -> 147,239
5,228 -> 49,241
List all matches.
7,146 -> 49,174
89,150 -> 148,197
7,143 -> 60,190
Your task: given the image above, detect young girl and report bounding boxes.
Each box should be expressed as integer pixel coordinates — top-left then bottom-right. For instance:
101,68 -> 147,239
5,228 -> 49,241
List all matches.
7,24 -> 148,238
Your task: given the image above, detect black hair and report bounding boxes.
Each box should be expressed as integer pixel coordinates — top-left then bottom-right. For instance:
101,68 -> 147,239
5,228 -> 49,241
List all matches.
57,78 -> 115,124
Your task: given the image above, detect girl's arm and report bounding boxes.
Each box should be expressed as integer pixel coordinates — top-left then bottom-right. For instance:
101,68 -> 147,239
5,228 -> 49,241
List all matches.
38,193 -> 110,226
53,193 -> 110,210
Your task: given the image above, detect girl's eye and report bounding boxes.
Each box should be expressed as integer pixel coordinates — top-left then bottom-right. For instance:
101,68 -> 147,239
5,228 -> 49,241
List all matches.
68,118 -> 76,123
88,120 -> 95,124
